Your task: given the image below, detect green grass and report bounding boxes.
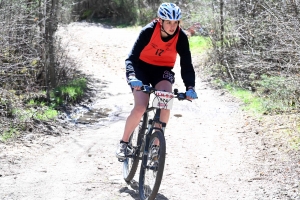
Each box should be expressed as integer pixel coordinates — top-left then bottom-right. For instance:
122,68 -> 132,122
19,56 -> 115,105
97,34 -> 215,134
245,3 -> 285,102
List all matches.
0,128 -> 18,142
51,78 -> 87,105
28,99 -> 46,107
214,76 -> 299,116
14,106 -> 58,122
225,84 -> 266,115
19,78 -> 88,123
250,75 -> 299,114
34,109 -> 58,121
12,108 -> 32,122
0,77 -> 82,142
189,36 -> 211,54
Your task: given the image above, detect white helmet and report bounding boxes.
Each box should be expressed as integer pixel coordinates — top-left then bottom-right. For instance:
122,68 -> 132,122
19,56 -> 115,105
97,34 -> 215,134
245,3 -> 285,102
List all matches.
157,3 -> 182,21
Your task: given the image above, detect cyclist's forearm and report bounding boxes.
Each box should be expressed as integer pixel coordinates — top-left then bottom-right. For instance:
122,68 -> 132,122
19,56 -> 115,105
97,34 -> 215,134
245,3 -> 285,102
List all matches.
125,58 -> 136,77
181,69 -> 195,90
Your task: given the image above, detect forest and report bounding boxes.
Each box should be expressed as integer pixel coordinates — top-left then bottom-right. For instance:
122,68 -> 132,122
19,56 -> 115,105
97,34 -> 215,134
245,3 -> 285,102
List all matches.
0,0 -> 299,141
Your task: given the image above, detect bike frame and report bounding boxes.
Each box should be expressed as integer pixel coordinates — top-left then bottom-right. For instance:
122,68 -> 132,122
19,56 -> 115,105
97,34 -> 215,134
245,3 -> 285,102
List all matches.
130,86 -> 188,163
138,106 -> 166,165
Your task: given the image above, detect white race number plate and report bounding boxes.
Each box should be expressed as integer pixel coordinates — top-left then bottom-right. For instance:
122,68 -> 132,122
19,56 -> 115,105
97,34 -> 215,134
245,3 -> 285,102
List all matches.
152,91 -> 174,110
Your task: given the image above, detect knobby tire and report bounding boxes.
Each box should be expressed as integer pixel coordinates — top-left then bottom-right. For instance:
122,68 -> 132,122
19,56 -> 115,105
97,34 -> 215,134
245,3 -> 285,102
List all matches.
139,131 -> 166,200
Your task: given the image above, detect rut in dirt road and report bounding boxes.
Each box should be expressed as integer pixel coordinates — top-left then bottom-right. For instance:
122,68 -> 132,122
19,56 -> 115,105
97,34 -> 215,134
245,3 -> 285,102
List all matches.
0,22 -> 299,200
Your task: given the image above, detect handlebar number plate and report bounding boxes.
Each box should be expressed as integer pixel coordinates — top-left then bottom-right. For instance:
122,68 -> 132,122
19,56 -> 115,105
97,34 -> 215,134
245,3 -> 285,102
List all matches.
153,91 -> 174,110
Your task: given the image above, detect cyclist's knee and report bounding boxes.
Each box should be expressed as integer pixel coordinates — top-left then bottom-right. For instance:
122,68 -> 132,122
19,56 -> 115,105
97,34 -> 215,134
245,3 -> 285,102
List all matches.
132,105 -> 146,116
155,80 -> 172,92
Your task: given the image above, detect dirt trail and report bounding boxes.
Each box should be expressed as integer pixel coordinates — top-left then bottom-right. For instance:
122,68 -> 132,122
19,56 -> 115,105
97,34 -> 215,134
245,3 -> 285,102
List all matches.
0,22 -> 299,200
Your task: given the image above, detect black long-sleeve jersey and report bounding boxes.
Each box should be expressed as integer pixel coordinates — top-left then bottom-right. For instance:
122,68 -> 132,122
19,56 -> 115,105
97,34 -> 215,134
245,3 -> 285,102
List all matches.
125,20 -> 195,90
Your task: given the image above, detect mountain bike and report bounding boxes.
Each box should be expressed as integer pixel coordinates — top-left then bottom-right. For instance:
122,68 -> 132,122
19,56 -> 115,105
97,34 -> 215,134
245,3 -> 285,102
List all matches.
121,85 -> 189,200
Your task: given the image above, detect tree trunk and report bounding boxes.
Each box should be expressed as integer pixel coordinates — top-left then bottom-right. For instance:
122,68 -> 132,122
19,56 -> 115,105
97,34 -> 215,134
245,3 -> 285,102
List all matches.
220,0 -> 224,49
48,0 -> 58,89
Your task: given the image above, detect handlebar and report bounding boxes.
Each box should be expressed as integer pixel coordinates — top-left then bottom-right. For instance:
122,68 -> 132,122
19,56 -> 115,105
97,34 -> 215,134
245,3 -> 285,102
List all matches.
141,85 -> 190,101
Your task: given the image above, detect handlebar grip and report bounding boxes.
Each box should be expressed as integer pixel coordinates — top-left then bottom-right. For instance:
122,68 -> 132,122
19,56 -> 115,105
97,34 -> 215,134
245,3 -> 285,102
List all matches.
174,88 -> 178,95
177,93 -> 186,100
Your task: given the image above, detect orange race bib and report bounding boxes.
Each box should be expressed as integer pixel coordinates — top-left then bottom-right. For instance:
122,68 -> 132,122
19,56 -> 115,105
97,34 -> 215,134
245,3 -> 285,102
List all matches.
139,22 -> 179,67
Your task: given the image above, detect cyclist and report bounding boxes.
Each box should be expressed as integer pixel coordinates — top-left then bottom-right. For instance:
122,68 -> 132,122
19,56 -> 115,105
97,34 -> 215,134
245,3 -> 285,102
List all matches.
116,2 -> 198,159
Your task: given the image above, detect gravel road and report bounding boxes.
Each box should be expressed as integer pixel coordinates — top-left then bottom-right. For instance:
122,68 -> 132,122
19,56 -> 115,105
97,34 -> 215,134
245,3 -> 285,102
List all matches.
0,22 -> 299,200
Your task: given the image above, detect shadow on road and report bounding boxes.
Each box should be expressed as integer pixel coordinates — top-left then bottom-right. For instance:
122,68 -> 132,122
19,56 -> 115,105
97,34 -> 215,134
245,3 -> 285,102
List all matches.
119,180 -> 169,200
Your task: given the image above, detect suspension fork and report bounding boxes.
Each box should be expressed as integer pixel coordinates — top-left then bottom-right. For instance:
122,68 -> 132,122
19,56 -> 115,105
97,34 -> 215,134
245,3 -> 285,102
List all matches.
141,109 -> 166,167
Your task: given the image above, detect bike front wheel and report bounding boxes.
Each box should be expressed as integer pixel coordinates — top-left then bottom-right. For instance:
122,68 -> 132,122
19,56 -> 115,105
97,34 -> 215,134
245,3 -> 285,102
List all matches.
139,131 -> 166,200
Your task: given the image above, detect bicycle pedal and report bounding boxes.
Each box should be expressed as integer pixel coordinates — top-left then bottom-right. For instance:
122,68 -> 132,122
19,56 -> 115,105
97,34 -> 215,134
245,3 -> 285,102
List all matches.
148,161 -> 159,171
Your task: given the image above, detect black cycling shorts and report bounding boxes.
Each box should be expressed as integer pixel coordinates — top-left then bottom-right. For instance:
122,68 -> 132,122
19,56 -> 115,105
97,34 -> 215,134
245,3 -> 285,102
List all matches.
134,65 -> 175,87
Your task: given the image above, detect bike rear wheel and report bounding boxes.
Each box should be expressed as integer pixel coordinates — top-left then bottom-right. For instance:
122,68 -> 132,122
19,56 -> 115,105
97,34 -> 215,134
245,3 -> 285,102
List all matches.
139,131 -> 166,200
123,119 -> 143,183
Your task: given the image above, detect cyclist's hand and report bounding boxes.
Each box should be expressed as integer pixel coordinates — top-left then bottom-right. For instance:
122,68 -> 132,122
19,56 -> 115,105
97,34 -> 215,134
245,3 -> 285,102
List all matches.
186,89 -> 198,100
128,77 -> 143,90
